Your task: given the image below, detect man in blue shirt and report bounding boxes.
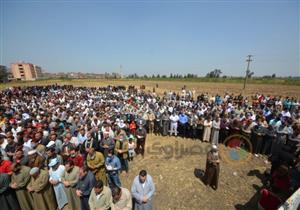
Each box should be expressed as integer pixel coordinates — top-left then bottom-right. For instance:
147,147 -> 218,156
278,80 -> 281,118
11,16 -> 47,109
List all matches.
179,112 -> 189,138
105,149 -> 121,188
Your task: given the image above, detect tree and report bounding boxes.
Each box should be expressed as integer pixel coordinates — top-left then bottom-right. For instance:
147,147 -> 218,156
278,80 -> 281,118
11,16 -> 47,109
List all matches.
271,73 -> 276,78
206,69 -> 222,78
186,73 -> 197,78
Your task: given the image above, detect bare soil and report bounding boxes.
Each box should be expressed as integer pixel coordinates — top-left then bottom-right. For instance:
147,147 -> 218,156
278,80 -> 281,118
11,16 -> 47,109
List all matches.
120,134 -> 268,210
2,79 -> 296,209
2,79 -> 299,98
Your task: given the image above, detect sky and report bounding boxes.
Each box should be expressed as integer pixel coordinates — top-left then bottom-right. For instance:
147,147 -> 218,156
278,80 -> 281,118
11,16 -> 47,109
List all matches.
0,0 -> 299,76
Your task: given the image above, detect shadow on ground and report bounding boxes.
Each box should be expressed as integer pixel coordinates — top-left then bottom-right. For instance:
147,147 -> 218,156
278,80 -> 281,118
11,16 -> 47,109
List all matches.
234,169 -> 266,210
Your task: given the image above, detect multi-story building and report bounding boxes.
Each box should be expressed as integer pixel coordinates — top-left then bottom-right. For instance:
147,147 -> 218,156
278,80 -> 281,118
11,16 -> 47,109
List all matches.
33,65 -> 43,78
11,62 -> 42,80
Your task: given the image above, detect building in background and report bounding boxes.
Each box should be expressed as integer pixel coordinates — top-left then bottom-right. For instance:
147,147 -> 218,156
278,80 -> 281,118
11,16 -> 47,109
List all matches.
33,65 -> 43,78
0,65 -> 8,83
10,62 -> 43,81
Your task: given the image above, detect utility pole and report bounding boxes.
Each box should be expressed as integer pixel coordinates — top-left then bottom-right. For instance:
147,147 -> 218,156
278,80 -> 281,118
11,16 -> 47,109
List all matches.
120,64 -> 122,78
243,55 -> 253,90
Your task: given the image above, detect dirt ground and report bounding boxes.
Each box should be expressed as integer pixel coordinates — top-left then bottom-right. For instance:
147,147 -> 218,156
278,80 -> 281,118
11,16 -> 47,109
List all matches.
2,79 -> 297,209
1,79 -> 299,98
120,134 -> 268,210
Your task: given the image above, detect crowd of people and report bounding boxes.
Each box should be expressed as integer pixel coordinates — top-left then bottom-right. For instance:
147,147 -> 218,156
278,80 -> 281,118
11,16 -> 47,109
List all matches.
0,84 -> 299,210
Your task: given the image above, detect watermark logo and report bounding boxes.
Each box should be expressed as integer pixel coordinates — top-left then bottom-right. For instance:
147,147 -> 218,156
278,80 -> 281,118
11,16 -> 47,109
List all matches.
147,141 -> 211,159
145,135 -> 253,162
220,134 -> 253,165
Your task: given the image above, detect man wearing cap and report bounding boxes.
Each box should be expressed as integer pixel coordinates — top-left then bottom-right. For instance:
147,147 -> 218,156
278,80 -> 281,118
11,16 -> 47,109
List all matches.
10,163 -> 34,210
46,146 -> 63,166
131,170 -> 155,210
202,145 -> 221,190
49,133 -> 63,154
48,158 -> 68,210
27,149 -> 45,169
27,167 -> 57,210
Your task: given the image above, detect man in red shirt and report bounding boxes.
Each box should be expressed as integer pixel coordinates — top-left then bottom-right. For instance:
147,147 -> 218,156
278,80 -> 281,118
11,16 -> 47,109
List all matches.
68,147 -> 84,168
0,154 -> 12,174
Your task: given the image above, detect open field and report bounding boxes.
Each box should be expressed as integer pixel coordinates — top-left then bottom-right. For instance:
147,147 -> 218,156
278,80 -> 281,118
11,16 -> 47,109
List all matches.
0,79 -> 298,209
0,78 -> 299,98
121,135 -> 268,210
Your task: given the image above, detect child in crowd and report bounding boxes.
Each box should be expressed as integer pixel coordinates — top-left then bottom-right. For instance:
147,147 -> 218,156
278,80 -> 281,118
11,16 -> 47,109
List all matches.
128,135 -> 136,161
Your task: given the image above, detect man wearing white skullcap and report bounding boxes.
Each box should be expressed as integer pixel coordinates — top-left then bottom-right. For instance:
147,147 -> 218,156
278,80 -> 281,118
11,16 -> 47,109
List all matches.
48,158 -> 68,209
29,167 -> 39,175
27,150 -> 45,169
27,167 -> 57,210
202,144 -> 220,190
